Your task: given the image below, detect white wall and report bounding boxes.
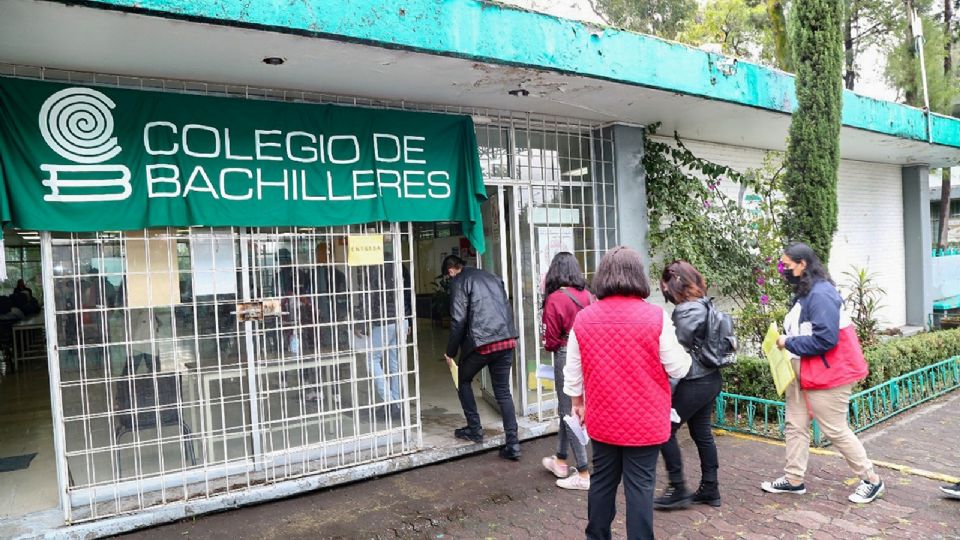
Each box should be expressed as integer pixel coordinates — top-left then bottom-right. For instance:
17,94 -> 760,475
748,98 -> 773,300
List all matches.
652,136 -> 907,327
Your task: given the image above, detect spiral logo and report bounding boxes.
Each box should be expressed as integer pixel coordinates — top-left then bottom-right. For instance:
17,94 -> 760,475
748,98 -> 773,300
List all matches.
38,87 -> 122,164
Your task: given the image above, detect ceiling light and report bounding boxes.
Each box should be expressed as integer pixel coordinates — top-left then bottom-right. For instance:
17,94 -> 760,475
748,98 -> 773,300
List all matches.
262,57 -> 286,66
562,167 -> 590,177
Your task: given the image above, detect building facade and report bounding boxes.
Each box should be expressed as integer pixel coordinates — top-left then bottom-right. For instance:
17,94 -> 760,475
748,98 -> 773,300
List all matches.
0,0 -> 958,537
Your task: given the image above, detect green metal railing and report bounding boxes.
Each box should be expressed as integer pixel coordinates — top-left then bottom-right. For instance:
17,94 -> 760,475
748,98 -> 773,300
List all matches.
932,247 -> 960,257
714,356 -> 960,447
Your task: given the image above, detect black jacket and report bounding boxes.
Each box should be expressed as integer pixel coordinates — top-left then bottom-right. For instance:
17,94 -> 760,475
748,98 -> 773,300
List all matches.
445,267 -> 518,358
672,299 -> 718,380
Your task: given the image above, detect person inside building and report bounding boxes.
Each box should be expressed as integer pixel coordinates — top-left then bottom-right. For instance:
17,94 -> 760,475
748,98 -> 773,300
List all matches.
539,252 -> 592,491
12,278 -> 33,299
354,253 -> 411,422
563,246 -> 691,540
442,254 -> 521,461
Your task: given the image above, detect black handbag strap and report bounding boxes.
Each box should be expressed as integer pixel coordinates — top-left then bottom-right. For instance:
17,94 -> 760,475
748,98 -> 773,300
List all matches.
560,287 -> 586,310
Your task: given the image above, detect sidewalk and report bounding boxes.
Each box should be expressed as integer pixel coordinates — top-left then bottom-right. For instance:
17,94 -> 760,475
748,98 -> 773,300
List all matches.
121,393 -> 960,539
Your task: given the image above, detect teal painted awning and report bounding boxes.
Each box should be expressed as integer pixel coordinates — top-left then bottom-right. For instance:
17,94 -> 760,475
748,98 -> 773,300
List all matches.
75,0 -> 960,150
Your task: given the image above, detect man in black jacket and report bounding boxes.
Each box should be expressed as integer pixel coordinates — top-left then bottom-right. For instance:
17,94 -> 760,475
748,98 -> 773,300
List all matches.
442,255 -> 521,460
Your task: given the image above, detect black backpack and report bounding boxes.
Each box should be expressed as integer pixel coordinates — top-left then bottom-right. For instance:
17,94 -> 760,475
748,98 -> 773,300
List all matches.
697,297 -> 737,368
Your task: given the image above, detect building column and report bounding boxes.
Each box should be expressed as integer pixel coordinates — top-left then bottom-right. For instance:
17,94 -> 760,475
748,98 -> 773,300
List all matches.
610,124 -> 649,267
902,165 -> 933,327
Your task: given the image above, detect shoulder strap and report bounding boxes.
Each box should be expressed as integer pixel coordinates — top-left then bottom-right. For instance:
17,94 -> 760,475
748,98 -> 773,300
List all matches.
560,287 -> 586,310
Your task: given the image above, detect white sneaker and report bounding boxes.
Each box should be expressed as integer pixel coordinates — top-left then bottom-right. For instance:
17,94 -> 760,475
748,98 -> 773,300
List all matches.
557,474 -> 590,491
848,479 -> 884,504
541,456 -> 569,478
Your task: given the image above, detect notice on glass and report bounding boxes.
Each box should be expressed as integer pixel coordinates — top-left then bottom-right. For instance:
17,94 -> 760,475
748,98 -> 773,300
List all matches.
348,234 -> 384,266
762,323 -> 796,396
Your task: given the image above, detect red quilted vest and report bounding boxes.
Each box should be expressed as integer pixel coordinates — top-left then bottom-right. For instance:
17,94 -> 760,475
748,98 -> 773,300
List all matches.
573,296 -> 670,446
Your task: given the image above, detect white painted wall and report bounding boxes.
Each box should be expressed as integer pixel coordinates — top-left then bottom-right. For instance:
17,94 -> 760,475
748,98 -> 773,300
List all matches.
651,136 -> 907,327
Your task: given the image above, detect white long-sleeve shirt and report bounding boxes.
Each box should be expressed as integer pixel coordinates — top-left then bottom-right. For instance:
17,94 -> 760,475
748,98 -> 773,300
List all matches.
563,311 -> 692,397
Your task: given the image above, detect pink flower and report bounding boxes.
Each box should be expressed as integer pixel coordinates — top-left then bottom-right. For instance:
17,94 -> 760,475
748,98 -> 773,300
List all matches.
757,276 -> 766,286
760,294 -> 769,305
703,200 -> 711,208
777,261 -> 785,274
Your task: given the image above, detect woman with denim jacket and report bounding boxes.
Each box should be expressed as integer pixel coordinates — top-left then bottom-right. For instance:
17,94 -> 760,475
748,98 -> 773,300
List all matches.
760,242 -> 883,504
540,252 -> 593,490
654,260 -> 724,510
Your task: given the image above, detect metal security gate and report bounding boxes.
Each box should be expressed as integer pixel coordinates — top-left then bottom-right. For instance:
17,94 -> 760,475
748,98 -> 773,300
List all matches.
5,61 -> 619,524
473,123 -> 618,419
44,223 -> 417,522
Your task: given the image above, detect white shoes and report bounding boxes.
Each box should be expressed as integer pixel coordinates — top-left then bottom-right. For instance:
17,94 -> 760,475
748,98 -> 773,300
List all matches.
541,456 -> 569,478
556,473 -> 591,491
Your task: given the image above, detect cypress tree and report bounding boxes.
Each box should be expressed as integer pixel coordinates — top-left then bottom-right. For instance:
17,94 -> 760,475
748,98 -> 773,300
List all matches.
781,0 -> 844,262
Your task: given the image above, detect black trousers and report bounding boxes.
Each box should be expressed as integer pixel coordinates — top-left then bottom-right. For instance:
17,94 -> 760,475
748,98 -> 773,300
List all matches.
586,440 -> 660,540
456,348 -> 519,445
659,370 -> 722,486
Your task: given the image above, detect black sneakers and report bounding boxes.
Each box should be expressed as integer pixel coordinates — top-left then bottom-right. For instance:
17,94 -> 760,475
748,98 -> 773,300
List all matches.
760,476 -> 807,494
691,483 -> 722,507
654,483 -> 692,510
940,482 -> 960,499
848,479 -> 885,504
498,445 -> 521,461
454,426 -> 483,443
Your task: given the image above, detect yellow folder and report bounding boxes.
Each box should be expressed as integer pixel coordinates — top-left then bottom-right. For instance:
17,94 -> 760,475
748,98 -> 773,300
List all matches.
762,323 -> 796,396
449,359 -> 459,390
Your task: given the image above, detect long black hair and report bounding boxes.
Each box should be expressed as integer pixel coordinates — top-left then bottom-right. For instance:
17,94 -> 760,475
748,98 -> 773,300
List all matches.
783,242 -> 834,298
542,252 -> 589,308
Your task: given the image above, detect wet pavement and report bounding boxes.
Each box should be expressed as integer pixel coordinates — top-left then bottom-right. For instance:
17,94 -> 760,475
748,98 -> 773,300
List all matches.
121,392 -> 960,539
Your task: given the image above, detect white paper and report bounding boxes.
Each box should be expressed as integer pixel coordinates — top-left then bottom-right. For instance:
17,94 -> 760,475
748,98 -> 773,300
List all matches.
670,408 -> 681,424
536,364 -> 555,380
563,414 -> 590,446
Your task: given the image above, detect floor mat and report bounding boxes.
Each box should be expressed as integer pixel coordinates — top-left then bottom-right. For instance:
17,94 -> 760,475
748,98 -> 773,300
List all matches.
0,453 -> 37,472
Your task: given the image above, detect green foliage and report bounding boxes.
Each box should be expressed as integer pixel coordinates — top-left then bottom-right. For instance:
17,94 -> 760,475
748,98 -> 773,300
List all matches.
678,0 -> 773,61
884,15 -> 958,113
860,328 -> 960,388
841,266 -> 886,348
780,0 -> 844,262
722,355 -> 780,401
643,125 -> 790,351
723,328 -> 960,398
593,0 -> 699,39
767,0 -> 792,70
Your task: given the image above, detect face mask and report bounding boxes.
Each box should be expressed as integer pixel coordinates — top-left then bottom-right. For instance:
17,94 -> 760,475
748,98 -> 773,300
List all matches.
783,272 -> 802,285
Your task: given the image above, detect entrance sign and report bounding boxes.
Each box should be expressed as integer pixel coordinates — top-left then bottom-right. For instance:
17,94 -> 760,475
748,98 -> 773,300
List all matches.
0,77 -> 487,252
347,234 -> 385,266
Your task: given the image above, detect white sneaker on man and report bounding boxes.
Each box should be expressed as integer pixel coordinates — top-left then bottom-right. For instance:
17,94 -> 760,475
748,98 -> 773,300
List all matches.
541,456 -> 569,478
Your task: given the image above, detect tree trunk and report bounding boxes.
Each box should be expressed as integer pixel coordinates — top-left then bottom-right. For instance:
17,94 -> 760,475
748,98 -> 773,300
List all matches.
944,0 -> 953,76
939,169 -> 952,248
844,6 -> 857,89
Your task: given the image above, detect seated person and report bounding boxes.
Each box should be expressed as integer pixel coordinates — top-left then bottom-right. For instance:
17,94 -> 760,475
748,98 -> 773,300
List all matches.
13,279 -> 33,299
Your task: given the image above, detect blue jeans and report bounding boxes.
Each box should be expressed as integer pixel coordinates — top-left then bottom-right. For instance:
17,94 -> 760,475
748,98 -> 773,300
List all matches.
367,321 -> 405,402
554,347 -> 589,470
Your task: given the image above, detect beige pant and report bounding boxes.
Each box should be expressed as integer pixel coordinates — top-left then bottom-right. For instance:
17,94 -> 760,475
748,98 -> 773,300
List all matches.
784,381 -> 875,484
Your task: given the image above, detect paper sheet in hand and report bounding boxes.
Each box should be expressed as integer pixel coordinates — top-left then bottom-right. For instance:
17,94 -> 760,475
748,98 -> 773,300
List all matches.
762,323 -> 796,396
536,364 -> 555,381
563,414 -> 590,446
449,359 -> 459,390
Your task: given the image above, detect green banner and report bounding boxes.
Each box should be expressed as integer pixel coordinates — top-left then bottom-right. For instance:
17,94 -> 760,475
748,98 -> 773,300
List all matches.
0,77 -> 486,251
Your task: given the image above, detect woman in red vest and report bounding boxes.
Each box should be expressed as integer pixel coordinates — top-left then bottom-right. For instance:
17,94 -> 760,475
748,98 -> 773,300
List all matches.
563,246 -> 692,540
540,252 -> 593,491
760,242 -> 883,504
